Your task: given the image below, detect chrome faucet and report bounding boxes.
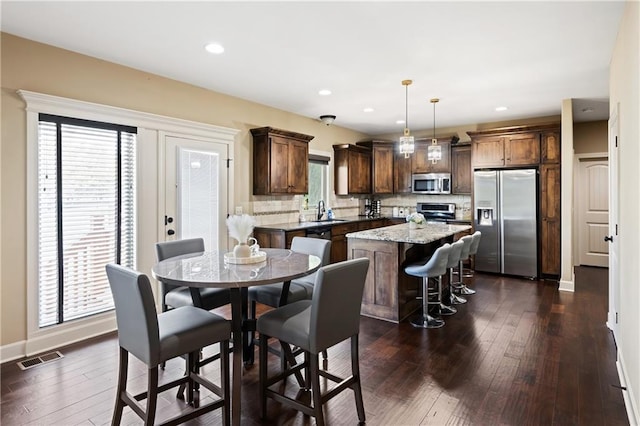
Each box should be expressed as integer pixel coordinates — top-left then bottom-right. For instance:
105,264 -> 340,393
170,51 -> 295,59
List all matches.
317,200 -> 325,221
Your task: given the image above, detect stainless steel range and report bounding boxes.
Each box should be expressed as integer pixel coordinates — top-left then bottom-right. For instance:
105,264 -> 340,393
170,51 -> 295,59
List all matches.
416,202 -> 456,223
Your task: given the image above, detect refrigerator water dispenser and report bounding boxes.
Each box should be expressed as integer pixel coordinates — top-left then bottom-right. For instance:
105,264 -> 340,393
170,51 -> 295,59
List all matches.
478,208 -> 494,226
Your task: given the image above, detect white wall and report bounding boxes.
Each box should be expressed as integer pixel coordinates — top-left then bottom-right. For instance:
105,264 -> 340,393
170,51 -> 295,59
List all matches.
609,1 -> 640,423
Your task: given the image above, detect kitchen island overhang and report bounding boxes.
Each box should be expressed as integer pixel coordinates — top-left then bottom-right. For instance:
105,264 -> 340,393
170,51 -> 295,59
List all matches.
347,223 -> 471,323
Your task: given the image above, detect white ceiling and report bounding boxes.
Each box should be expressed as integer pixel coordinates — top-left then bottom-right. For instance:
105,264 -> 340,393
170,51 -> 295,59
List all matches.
1,1 -> 624,135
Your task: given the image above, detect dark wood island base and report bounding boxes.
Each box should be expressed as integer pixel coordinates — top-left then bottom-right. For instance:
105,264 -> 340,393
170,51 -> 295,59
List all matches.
347,223 -> 471,323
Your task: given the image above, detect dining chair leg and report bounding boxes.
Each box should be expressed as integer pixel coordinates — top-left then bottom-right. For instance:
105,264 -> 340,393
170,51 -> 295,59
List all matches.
112,347 -> 128,426
221,340 -> 231,426
309,354 -> 325,426
259,333 -> 268,419
280,341 -> 306,387
351,335 -> 366,423
144,367 -> 159,426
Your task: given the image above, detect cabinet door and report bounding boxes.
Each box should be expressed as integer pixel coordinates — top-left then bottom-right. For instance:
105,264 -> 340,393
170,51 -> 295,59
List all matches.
331,234 -> 347,263
505,133 -> 540,166
349,150 -> 371,193
412,141 -> 429,173
269,136 -> 290,193
288,139 -> 308,193
472,137 -> 505,168
540,164 -> 561,276
426,140 -> 451,173
394,151 -> 412,193
372,145 -> 394,194
452,145 -> 472,194
541,132 -> 561,164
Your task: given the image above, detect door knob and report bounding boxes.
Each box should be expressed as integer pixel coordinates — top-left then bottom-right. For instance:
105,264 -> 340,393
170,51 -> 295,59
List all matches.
167,229 -> 175,236
604,235 -> 613,242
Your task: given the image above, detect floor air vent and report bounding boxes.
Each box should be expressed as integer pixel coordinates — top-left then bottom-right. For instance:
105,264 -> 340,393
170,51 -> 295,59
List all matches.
17,351 -> 64,370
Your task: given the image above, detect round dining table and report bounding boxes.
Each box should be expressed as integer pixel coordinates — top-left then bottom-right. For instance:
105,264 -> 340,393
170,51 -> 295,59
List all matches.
152,247 -> 321,426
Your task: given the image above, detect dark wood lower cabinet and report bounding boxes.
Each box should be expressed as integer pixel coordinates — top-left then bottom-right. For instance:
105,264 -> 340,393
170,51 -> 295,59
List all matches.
253,229 -> 305,249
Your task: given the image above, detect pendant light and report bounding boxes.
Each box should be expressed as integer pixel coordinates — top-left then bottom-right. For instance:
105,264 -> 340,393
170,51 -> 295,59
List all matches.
399,79 -> 415,158
427,98 -> 442,164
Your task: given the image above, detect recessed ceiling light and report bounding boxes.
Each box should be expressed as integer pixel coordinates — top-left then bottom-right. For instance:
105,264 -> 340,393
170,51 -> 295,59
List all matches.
318,89 -> 332,96
205,43 -> 224,54
363,107 -> 374,113
396,119 -> 405,125
495,106 -> 508,112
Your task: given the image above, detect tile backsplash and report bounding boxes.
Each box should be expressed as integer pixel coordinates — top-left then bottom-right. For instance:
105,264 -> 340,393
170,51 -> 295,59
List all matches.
244,193 -> 472,226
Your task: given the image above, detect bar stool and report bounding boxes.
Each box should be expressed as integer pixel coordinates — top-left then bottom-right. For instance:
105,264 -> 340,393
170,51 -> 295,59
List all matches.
452,235 -> 476,295
446,239 -> 467,305
404,243 -> 453,329
455,231 -> 482,279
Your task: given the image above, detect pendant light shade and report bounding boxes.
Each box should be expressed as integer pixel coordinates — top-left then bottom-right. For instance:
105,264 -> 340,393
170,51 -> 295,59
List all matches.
427,98 -> 442,164
399,80 -> 415,159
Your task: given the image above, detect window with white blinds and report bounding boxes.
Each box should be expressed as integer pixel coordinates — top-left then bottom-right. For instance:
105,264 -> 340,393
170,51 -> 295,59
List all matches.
37,114 -> 136,327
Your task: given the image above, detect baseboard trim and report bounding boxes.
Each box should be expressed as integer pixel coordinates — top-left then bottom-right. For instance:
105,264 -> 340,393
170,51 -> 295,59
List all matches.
558,279 -> 575,292
1,315 -> 116,364
0,340 -> 27,364
617,349 -> 639,426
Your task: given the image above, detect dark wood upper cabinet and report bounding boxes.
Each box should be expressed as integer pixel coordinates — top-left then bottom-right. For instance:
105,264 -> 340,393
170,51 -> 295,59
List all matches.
251,127 -> 314,195
451,144 -> 472,194
412,139 -> 451,173
333,144 -> 371,195
394,149 -> 413,193
357,140 -> 394,194
471,133 -> 539,168
541,131 -> 561,164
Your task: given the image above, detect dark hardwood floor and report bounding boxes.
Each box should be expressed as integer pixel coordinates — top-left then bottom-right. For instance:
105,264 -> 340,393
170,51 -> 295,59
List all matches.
1,266 -> 628,425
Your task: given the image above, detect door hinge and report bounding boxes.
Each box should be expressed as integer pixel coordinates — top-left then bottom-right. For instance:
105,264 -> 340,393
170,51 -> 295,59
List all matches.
616,224 -> 618,235
616,312 -> 619,323
615,136 -> 618,148
226,158 -> 232,168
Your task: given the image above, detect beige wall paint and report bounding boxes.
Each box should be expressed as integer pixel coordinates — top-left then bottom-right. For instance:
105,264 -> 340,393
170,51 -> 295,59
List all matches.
0,33 -> 368,347
609,1 -> 640,422
574,120 -> 608,154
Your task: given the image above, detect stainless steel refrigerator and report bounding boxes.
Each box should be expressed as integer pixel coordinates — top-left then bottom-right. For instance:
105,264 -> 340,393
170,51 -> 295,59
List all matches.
474,169 -> 538,278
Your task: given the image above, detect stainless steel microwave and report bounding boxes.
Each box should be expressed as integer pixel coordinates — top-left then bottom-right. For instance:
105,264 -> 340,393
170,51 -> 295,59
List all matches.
412,173 -> 451,194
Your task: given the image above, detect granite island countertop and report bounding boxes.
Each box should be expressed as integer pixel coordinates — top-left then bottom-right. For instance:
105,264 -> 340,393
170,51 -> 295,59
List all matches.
346,222 -> 471,245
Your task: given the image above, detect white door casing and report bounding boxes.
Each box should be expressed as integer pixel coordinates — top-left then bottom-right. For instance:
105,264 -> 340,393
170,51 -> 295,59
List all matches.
607,104 -> 620,335
577,156 -> 609,267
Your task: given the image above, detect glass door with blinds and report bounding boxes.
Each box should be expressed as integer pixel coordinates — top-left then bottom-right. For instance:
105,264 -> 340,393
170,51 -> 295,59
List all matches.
163,135 -> 229,251
37,114 -> 136,328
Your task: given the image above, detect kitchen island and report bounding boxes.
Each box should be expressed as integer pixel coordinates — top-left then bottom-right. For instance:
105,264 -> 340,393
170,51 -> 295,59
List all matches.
347,222 -> 471,323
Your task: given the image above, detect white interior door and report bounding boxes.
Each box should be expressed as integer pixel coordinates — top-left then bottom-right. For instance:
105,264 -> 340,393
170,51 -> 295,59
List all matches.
164,134 -> 229,251
578,157 -> 609,267
608,105 -> 620,335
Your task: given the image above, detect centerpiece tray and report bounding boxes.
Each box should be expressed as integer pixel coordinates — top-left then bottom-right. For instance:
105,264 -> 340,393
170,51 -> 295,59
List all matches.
224,251 -> 267,264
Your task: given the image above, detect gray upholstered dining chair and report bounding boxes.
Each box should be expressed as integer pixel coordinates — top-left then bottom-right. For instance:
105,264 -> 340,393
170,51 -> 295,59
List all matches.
155,238 -> 232,398
257,257 -> 369,426
248,237 -> 331,364
156,238 -> 231,312
106,263 -> 231,426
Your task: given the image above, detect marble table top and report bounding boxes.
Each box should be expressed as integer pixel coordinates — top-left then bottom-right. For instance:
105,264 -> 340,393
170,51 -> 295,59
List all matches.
346,222 -> 472,245
152,248 -> 321,289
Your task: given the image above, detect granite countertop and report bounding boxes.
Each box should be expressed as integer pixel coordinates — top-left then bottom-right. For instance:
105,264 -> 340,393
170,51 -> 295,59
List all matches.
346,222 -> 471,245
254,215 -> 387,232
